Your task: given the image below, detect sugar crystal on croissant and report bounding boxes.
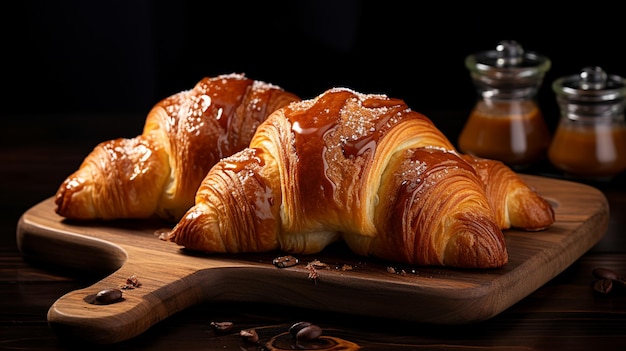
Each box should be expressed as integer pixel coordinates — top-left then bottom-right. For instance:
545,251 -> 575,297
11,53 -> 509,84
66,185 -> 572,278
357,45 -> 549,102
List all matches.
165,87 -> 557,268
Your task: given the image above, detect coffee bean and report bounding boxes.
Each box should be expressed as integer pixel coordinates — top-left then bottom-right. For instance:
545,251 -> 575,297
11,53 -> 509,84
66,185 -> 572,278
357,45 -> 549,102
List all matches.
289,321 -> 312,337
240,328 -> 259,343
210,321 -> 233,333
273,255 -> 299,268
591,267 -> 626,295
592,267 -> 620,281
95,288 -> 123,304
296,324 -> 322,341
593,278 -> 613,294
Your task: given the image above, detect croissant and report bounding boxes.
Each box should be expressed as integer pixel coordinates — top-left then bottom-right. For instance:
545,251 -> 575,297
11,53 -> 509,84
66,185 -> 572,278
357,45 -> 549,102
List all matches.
165,88 -> 514,268
54,73 -> 300,221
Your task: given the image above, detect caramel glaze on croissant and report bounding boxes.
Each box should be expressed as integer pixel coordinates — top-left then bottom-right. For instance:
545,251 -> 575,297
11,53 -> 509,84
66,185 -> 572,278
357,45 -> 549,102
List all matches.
54,73 -> 300,222
163,87 -> 558,268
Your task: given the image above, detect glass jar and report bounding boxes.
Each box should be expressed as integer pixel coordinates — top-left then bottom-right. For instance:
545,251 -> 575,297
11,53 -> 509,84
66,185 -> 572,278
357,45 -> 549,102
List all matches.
458,40 -> 551,169
548,66 -> 626,181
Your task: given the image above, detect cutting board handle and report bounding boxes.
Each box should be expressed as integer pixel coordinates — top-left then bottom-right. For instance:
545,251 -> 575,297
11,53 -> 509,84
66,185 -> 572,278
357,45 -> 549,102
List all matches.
47,260 -> 206,344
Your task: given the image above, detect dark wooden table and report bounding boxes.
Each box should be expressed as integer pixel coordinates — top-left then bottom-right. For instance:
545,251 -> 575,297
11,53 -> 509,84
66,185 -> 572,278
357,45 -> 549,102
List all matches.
2,113 -> 625,350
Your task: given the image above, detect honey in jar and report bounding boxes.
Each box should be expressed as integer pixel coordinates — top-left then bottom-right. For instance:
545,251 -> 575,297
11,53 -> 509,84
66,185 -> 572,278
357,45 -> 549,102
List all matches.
548,67 -> 626,180
458,40 -> 551,168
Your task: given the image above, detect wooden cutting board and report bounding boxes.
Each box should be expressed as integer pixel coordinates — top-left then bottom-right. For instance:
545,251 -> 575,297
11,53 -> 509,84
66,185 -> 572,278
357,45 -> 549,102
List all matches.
16,174 -> 609,344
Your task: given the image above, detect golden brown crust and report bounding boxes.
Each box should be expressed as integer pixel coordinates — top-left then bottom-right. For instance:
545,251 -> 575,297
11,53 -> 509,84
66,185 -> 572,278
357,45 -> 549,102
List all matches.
167,88 -> 510,268
370,147 -> 508,268
171,147 -> 283,253
358,147 -> 508,268
54,73 -> 300,221
54,136 -> 169,220
461,155 -> 555,231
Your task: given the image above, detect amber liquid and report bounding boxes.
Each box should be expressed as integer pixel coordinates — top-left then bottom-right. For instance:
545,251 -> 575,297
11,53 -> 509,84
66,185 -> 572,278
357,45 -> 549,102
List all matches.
458,100 -> 551,167
548,120 -> 626,179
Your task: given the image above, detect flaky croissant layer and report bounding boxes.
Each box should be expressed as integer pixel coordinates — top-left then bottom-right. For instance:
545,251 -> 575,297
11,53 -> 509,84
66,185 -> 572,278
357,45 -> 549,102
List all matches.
55,73 -> 300,222
163,87 -> 555,268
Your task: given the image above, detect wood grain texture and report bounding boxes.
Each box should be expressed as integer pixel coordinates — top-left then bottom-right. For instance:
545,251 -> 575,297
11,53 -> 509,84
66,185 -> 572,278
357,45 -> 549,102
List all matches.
15,175 -> 609,344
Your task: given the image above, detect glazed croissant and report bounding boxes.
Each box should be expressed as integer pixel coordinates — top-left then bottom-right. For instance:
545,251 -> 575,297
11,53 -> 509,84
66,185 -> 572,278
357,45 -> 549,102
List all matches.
165,87 -> 547,268
54,73 -> 300,222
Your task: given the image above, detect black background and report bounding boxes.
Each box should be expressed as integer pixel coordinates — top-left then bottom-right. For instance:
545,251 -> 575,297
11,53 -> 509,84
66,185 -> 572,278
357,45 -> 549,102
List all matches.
3,1 -> 626,137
